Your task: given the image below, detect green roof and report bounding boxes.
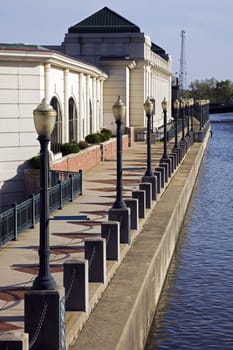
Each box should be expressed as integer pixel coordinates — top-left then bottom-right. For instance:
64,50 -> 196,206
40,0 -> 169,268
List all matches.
151,43 -> 169,61
68,7 -> 140,33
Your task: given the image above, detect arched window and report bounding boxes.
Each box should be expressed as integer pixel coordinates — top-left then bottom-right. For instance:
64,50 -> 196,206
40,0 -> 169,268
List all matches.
50,96 -> 62,153
68,97 -> 78,143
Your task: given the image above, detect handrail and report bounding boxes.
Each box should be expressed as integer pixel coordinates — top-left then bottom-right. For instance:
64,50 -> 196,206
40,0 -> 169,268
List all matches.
0,170 -> 82,247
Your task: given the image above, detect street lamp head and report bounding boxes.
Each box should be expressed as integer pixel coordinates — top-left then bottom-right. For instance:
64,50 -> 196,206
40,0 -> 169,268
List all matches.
144,97 -> 153,115
173,99 -> 180,110
189,98 -> 194,106
180,98 -> 185,109
113,96 -> 126,122
33,98 -> 57,137
161,97 -> 168,112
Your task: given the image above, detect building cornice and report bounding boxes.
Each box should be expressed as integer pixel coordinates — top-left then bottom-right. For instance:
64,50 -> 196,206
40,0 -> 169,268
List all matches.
0,48 -> 108,79
144,59 -> 172,77
99,57 -> 136,69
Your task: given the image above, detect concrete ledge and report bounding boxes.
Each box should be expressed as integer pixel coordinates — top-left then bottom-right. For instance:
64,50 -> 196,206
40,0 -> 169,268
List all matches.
125,199 -> 139,230
64,259 -> 89,312
0,332 -> 28,350
72,131 -> 210,350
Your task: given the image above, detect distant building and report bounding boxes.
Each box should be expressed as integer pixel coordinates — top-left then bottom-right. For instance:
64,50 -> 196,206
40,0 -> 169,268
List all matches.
48,6 -> 172,132
0,7 -> 172,212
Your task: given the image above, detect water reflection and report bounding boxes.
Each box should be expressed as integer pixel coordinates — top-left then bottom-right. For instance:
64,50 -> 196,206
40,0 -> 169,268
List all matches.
145,114 -> 233,350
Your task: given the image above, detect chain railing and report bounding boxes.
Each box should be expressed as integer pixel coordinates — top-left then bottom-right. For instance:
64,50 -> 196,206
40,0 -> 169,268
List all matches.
29,301 -> 48,349
0,170 -> 82,247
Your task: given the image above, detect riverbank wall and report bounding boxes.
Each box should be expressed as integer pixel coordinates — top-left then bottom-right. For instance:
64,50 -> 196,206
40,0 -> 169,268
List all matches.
72,129 -> 210,350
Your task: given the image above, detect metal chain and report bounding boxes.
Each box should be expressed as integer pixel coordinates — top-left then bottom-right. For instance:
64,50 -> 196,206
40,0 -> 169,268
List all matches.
88,245 -> 96,268
29,301 -> 48,349
65,268 -> 76,302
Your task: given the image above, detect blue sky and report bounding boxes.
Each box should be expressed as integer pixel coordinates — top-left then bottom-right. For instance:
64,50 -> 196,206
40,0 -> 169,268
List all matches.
1,0 -> 232,86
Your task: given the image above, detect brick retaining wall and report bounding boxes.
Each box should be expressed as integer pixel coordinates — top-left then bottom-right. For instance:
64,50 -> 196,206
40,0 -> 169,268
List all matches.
51,135 -> 129,173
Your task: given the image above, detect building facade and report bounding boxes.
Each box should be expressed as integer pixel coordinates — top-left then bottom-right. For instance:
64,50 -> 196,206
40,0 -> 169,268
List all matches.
56,7 -> 172,132
0,7 -> 172,212
0,44 -> 107,211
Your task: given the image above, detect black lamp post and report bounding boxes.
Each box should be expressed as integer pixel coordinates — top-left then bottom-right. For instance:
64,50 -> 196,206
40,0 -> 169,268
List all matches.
112,96 -> 127,209
32,98 -> 57,290
144,97 -> 154,176
180,98 -> 185,141
198,100 -> 203,130
190,98 -> 194,132
186,99 -> 190,136
200,100 -> 203,129
161,97 -> 168,159
173,99 -> 180,149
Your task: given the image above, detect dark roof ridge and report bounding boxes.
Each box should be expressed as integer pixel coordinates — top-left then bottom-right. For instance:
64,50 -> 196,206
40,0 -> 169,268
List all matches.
68,6 -> 140,34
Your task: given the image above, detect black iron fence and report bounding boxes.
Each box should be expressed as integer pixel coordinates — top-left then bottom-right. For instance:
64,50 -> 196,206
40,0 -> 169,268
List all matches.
159,119 -> 186,142
193,103 -> 210,128
0,170 -> 82,247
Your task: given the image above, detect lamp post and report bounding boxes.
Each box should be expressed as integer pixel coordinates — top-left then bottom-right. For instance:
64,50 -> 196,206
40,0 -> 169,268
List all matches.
198,100 -> 203,130
32,98 -> 57,290
190,98 -> 194,132
144,97 -> 154,176
180,98 -> 185,141
112,96 -> 127,209
173,99 -> 180,149
186,99 -> 190,137
161,97 -> 168,159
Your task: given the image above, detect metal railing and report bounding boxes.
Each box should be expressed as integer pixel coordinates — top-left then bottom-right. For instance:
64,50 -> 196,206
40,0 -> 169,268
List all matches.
193,103 -> 210,127
158,119 -> 185,142
0,170 -> 82,247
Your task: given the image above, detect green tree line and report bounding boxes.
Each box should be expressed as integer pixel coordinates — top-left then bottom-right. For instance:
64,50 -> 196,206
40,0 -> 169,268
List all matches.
186,78 -> 233,104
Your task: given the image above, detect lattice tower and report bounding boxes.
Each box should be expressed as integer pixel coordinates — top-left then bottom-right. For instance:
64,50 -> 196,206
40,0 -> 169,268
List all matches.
179,29 -> 187,94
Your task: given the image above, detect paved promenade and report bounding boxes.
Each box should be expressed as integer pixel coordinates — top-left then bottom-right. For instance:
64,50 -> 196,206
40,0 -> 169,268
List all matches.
71,135 -> 210,350
0,140 -> 171,334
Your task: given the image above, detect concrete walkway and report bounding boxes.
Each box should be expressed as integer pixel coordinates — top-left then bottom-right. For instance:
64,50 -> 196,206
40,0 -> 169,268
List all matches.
0,131 -> 205,349
0,140 -> 170,333
71,139 -> 209,350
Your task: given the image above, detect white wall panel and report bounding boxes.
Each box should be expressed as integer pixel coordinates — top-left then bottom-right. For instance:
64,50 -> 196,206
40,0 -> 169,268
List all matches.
18,89 -> 40,104
0,118 -> 19,132
0,133 -> 20,147
0,75 -> 18,89
19,75 -> 41,89
0,90 -> 18,103
0,65 -> 18,74
0,104 -> 18,118
19,118 -> 35,132
19,104 -> 36,118
0,146 -> 38,161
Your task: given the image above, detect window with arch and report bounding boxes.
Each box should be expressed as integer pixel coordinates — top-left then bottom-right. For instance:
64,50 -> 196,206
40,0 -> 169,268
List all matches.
50,96 -> 62,153
68,97 -> 78,143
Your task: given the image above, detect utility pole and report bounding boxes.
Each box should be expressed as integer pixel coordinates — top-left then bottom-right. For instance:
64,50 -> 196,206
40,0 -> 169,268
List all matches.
179,29 -> 187,96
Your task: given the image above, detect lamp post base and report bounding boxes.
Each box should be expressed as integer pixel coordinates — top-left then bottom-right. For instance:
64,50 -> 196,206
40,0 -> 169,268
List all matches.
32,275 -> 57,291
112,199 -> 127,209
144,168 -> 154,177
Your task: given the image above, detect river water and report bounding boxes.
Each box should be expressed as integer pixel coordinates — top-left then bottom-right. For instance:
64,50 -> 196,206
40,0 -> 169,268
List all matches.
145,113 -> 233,350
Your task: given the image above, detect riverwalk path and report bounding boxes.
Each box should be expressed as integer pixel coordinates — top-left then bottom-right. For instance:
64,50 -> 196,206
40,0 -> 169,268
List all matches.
0,126 -> 210,349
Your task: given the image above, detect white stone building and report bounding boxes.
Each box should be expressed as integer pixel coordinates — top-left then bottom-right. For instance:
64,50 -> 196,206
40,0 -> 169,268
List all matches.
0,7 -> 172,212
0,44 -> 107,211
52,6 -> 172,132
